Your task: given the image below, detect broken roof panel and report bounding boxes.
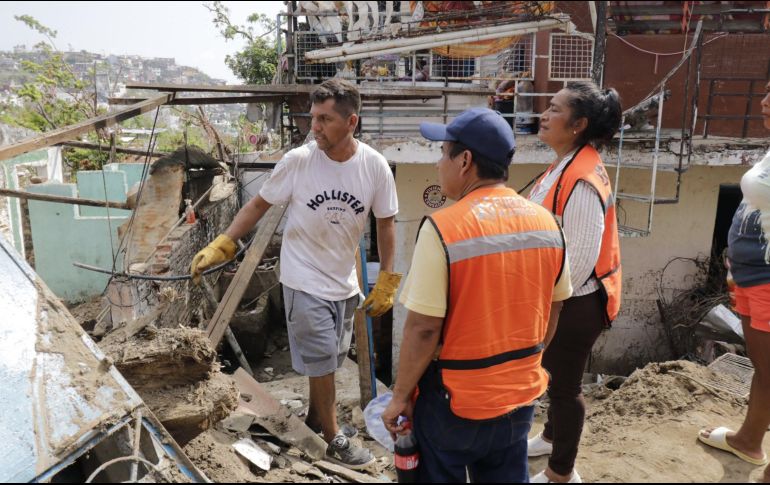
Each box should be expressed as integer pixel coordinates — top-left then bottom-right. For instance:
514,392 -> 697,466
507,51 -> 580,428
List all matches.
0,235 -> 206,482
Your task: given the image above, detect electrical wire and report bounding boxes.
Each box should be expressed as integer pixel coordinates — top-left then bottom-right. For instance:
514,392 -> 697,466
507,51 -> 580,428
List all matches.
96,107 -> 161,306
610,31 -> 728,57
109,107 -> 161,273
76,226 -> 260,282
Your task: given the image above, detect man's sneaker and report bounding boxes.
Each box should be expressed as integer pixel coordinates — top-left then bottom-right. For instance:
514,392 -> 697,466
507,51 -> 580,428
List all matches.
528,431 -> 553,457
305,421 -> 358,439
325,434 -> 376,470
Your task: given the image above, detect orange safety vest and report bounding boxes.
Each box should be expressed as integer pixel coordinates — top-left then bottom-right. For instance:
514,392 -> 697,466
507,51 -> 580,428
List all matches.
536,144 -> 622,324
426,186 -> 566,420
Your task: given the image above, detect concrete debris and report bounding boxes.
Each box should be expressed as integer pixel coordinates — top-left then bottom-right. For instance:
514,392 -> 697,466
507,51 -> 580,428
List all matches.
100,326 -> 218,390
291,461 -> 326,479
233,438 -> 273,471
100,325 -> 237,445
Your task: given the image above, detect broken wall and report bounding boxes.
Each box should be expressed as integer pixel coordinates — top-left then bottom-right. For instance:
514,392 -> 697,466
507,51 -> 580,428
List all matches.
107,190 -> 238,329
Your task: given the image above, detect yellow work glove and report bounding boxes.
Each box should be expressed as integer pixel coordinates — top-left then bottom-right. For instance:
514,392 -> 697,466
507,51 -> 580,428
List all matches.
190,234 -> 237,285
362,271 -> 403,317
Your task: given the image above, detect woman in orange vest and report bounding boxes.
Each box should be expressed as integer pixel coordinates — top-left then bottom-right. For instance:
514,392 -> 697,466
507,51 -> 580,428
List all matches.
527,81 -> 623,484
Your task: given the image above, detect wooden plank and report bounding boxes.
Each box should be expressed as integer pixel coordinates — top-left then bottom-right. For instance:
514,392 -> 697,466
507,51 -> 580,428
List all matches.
232,368 -> 328,461
313,460 -> 382,483
200,280 -> 255,377
125,81 -> 485,98
0,94 -> 172,162
126,82 -> 314,94
354,248 -> 374,409
59,141 -> 168,158
109,95 -> 287,106
0,187 -> 130,210
610,3 -> 754,16
205,204 -> 286,347
612,19 -> 764,32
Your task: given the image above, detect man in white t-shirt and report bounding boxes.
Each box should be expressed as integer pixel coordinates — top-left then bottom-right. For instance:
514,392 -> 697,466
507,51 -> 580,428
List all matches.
191,79 -> 400,470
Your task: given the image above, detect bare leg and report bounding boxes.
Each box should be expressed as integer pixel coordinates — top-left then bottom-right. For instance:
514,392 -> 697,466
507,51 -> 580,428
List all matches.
701,316 -> 770,465
308,372 -> 339,443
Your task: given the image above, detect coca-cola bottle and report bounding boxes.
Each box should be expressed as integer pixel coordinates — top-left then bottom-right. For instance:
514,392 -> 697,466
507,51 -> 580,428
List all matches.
394,424 -> 419,483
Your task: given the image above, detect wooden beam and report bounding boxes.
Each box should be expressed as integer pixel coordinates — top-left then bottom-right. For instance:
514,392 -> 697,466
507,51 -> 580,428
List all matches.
354,247 -> 375,409
201,280 -> 255,377
313,461 -> 382,483
109,95 -> 287,106
610,4 -> 767,16
0,94 -> 172,162
59,141 -> 168,158
127,82 -> 314,94
205,204 -> 286,347
125,81 -> 486,98
612,19 -> 764,32
0,187 -> 130,210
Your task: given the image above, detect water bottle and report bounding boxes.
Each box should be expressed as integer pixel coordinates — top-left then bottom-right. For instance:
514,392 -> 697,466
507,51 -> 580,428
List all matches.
184,199 -> 196,224
394,424 -> 419,483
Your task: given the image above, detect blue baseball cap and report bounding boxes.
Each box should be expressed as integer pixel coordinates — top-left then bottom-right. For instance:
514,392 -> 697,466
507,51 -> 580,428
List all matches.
420,108 -> 516,167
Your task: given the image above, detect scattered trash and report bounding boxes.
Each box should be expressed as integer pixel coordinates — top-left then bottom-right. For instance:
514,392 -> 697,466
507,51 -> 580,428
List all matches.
233,438 -> 272,471
700,304 -> 744,339
291,461 -> 326,479
705,352 -> 754,398
364,391 -> 395,452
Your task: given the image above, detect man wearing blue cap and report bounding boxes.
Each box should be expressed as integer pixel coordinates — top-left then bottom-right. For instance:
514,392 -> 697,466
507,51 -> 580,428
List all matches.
381,108 -> 572,482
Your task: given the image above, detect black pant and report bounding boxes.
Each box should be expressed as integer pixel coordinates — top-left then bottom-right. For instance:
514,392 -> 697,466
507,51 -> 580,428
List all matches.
541,291 -> 605,476
414,364 -> 534,482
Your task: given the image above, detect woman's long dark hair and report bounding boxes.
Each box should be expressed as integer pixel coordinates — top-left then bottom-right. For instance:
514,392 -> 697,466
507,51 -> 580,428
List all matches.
566,81 -> 623,148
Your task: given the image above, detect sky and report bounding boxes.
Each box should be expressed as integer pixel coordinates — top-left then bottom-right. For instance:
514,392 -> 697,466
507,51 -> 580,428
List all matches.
0,1 -> 286,83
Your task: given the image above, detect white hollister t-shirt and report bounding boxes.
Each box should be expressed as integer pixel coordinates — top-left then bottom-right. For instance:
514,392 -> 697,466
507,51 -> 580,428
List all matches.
259,140 -> 398,301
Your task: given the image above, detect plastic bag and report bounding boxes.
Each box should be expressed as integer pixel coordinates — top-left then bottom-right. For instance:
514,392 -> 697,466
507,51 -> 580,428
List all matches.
364,391 -> 395,452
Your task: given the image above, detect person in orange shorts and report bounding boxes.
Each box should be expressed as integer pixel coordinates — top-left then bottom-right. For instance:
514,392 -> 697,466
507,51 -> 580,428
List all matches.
698,76 -> 770,482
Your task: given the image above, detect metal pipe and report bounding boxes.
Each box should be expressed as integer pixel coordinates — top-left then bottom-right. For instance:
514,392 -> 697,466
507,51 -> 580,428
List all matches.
675,41 -> 693,200
647,89 -> 666,234
614,116 -> 625,204
305,17 -> 570,62
129,409 -> 143,482
0,187 -> 131,210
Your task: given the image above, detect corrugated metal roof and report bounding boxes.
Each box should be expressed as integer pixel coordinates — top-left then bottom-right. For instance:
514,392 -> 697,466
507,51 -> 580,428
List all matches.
0,235 -> 143,481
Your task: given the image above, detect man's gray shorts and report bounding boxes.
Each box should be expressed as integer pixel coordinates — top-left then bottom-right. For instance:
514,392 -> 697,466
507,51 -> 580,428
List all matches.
282,286 -> 360,377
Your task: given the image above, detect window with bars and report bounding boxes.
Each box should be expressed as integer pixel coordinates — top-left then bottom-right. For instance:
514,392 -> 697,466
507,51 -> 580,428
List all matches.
548,33 -> 594,81
496,34 -> 535,79
430,55 -> 478,81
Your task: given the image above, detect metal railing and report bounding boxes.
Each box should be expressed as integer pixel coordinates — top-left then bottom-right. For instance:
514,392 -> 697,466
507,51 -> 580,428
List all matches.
702,60 -> 770,138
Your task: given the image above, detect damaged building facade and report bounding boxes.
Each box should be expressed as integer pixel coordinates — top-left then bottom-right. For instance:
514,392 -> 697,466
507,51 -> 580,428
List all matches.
269,0 -> 770,375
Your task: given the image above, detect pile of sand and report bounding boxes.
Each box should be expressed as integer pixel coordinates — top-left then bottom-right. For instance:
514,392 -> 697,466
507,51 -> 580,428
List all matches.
183,429 -> 260,483
529,360 -> 766,483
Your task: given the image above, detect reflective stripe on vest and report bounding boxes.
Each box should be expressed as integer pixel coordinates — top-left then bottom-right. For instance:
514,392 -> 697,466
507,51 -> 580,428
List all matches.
446,230 -> 565,263
429,186 -> 565,420
535,144 -> 622,323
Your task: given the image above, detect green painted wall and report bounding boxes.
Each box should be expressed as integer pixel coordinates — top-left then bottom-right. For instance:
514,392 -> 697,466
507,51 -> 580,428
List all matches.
25,163 -> 147,302
1,150 -> 49,254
